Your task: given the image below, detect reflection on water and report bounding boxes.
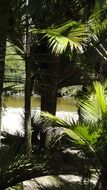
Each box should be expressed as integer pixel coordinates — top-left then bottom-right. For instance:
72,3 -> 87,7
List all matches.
2,96 -> 78,135
2,108 -> 79,136
57,97 -> 77,112
3,96 -> 41,109
3,96 -> 77,112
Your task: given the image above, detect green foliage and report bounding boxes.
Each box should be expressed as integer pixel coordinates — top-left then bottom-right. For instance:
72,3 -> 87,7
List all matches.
66,81 -> 107,171
43,112 -> 98,153
42,81 -> 107,185
32,20 -> 91,55
80,81 -> 107,122
89,1 -> 107,36
4,41 -> 25,93
0,143 -> 56,190
6,183 -> 23,190
42,112 -> 68,127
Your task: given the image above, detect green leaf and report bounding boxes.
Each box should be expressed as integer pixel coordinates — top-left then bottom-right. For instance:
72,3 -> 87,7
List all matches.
31,20 -> 91,55
80,81 -> 107,122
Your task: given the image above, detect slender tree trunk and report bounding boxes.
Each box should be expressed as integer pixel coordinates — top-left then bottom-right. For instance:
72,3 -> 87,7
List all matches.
47,86 -> 57,115
24,3 -> 32,153
0,32 -> 6,146
0,8 -> 9,145
24,55 -> 32,153
40,55 -> 59,115
40,73 -> 58,115
41,85 -> 57,115
100,168 -> 107,190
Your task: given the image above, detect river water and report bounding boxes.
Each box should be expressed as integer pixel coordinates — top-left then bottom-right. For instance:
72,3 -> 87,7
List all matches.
1,96 -> 78,136
4,96 -> 77,112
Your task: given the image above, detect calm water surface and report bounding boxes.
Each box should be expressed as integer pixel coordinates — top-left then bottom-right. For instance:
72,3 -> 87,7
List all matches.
3,96 -> 77,112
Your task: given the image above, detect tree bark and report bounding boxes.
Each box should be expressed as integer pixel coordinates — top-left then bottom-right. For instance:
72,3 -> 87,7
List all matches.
0,5 -> 10,145
0,33 -> 6,146
41,85 -> 57,115
100,168 -> 107,190
40,55 -> 59,115
24,0 -> 32,153
24,55 -> 32,153
0,39 -> 6,142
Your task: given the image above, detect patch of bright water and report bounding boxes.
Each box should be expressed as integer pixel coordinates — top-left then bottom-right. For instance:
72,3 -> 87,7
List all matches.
1,108 -> 78,136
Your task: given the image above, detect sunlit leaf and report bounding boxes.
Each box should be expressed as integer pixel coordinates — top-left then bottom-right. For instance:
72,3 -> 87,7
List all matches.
80,81 -> 107,122
31,20 -> 91,55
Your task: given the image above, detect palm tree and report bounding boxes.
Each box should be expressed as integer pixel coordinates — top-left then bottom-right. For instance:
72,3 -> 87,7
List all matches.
0,0 -> 30,149
42,81 -> 107,189
7,0 -> 33,153
88,1 -> 107,63
31,19 -> 92,115
0,0 -> 18,146
0,131 -> 85,190
24,0 -> 32,153
30,0 -> 107,116
33,20 -> 90,55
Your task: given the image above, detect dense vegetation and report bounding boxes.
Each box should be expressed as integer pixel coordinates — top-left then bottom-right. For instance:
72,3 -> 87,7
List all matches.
44,81 -> 107,189
0,0 -> 107,189
4,42 -> 25,95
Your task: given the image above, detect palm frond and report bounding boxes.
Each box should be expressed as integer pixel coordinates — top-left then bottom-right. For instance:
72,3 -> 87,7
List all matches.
42,112 -> 97,153
80,81 -> 107,122
64,128 -> 85,145
93,81 -> 107,113
88,2 -> 107,36
72,123 -> 100,145
80,99 -> 102,122
41,112 -> 68,127
31,20 -> 91,55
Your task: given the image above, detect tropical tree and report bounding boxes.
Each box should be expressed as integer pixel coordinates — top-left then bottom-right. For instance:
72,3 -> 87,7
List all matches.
23,0 -> 32,153
0,0 -> 19,146
0,129 -> 85,190
7,0 -> 33,153
43,81 -> 107,189
29,0 -> 107,116
29,0 -> 97,115
4,41 -> 25,94
86,0 -> 107,70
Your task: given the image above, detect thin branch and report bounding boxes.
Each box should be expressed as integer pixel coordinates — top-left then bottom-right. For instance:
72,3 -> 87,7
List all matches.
90,43 -> 107,61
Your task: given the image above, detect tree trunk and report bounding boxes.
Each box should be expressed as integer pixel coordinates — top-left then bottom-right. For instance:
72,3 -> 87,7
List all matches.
41,85 -> 57,115
24,55 -> 32,153
40,54 -> 59,115
100,168 -> 107,190
24,9 -> 32,153
0,33 -> 6,146
0,5 -> 9,145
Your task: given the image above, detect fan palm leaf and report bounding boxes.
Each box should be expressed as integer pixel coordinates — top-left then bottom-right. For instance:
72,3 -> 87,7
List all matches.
41,81 -> 107,189
42,112 -> 97,153
80,81 -> 107,122
93,81 -> 107,113
88,1 -> 107,36
31,20 -> 91,55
